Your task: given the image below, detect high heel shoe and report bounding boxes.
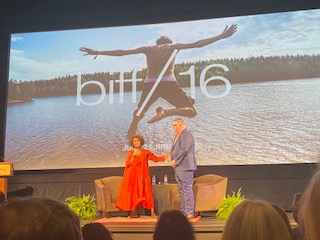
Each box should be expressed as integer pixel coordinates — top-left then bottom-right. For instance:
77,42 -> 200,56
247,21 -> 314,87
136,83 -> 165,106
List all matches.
128,209 -> 140,218
150,208 -> 158,219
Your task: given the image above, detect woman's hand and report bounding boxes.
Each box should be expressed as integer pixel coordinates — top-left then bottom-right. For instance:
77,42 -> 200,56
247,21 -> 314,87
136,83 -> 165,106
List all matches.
129,157 -> 135,164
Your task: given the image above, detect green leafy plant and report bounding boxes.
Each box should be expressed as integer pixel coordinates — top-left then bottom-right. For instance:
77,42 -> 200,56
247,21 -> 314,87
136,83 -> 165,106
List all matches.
65,194 -> 97,220
216,188 -> 245,220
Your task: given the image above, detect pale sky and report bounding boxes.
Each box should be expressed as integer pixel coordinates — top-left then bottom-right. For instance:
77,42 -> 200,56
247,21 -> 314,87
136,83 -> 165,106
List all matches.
9,8 -> 320,81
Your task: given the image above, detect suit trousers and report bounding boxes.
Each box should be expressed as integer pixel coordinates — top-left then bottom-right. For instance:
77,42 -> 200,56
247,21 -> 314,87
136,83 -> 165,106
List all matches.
175,170 -> 194,215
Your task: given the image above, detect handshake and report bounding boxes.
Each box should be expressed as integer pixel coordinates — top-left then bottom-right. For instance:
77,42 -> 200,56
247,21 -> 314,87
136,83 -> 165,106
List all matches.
162,153 -> 176,167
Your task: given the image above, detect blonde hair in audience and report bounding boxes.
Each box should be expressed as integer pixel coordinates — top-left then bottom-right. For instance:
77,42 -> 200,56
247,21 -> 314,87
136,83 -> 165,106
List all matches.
300,170 -> 320,240
221,199 -> 292,240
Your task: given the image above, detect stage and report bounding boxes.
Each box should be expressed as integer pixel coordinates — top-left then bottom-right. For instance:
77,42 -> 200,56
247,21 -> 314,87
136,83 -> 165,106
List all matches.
81,212 -> 297,240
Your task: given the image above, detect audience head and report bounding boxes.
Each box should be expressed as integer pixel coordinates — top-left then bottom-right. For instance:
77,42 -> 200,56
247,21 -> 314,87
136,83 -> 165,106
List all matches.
0,197 -> 82,240
292,192 -> 303,224
221,199 -> 292,240
0,190 -> 5,204
300,170 -> 320,240
82,222 -> 113,240
271,203 -> 292,238
153,209 -> 195,240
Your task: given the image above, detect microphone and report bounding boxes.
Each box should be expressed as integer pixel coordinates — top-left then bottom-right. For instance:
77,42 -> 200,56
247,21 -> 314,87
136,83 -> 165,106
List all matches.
133,148 -> 138,158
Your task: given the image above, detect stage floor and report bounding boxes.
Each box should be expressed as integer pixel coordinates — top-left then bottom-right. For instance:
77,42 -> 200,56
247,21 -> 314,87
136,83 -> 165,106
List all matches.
81,212 -> 297,240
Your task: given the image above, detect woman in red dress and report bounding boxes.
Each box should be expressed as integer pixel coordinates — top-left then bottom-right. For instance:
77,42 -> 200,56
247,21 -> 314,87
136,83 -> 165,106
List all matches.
116,135 -> 168,218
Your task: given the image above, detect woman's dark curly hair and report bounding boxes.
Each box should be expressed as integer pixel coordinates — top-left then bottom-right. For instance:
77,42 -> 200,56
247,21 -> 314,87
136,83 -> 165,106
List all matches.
129,134 -> 145,147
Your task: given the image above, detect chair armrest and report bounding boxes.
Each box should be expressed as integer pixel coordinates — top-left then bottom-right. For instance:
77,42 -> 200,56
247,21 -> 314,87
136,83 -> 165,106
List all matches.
94,180 -> 112,212
193,178 -> 228,211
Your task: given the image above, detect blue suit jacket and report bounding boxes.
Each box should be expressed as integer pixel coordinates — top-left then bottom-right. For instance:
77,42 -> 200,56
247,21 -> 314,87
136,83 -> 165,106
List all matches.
171,128 -> 197,172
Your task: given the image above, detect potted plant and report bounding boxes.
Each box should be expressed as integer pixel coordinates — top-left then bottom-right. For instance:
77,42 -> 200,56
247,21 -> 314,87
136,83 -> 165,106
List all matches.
65,194 -> 97,220
216,188 -> 245,220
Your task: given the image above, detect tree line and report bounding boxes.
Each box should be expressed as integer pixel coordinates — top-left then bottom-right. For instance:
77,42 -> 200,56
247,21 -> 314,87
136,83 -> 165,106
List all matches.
7,54 -> 320,103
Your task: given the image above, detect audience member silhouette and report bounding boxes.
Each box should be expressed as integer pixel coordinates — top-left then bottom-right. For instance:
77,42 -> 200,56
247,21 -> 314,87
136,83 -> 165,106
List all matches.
220,199 -> 292,240
0,197 -> 82,240
153,209 -> 195,240
300,170 -> 320,240
82,222 -> 113,240
292,192 -> 304,240
271,203 -> 292,239
0,190 -> 5,205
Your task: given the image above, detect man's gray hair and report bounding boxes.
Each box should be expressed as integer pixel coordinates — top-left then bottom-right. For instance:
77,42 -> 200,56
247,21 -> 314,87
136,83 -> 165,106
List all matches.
173,118 -> 185,125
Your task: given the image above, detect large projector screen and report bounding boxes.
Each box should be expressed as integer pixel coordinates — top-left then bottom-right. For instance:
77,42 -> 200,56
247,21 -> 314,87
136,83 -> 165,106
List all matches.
5,8 -> 320,170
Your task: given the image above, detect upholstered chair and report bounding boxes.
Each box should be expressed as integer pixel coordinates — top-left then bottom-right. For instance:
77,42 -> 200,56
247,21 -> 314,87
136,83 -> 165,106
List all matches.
94,176 -> 123,218
193,174 -> 228,213
170,174 -> 228,215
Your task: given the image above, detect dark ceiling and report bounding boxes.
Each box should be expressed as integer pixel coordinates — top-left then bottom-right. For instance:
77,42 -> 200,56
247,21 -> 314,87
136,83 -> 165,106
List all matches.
1,0 -> 319,33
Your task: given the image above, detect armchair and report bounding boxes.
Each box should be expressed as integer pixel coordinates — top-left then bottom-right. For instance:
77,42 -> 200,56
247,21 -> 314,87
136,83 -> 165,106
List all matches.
170,174 -> 228,215
94,176 -> 123,218
193,174 -> 228,213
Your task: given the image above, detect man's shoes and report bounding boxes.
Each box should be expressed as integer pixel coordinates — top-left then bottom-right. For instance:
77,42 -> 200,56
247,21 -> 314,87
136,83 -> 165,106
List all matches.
147,107 -> 166,123
185,214 -> 194,219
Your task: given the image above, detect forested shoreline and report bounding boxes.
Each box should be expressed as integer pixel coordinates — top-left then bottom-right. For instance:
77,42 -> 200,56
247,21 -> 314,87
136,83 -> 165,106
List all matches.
7,54 -> 320,103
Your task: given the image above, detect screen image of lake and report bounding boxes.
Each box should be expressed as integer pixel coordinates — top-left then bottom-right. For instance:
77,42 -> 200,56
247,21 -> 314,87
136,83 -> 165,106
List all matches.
5,78 -> 320,170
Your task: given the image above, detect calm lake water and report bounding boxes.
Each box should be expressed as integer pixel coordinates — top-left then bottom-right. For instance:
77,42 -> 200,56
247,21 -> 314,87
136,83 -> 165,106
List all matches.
5,78 -> 320,170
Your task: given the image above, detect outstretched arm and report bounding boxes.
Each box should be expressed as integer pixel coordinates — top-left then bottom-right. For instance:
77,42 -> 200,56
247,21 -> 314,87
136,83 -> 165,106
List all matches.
79,46 -> 146,57
174,24 -> 237,50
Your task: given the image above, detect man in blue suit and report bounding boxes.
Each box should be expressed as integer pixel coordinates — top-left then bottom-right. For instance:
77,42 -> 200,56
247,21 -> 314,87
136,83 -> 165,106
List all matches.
170,118 -> 197,219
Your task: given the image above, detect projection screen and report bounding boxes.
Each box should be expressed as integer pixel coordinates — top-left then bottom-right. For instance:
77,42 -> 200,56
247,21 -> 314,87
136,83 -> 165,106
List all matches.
5,8 -> 320,170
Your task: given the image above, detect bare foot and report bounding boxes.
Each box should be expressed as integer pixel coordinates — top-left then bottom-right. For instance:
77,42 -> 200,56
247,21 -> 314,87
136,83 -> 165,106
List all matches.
147,107 -> 166,123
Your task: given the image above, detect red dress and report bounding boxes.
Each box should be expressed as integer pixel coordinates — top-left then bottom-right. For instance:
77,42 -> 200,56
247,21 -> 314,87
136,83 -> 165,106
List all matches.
116,149 -> 164,211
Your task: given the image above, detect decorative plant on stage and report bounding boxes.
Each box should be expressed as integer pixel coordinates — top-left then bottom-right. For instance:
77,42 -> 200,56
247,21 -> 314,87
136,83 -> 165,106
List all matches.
65,194 -> 97,220
216,188 -> 244,220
